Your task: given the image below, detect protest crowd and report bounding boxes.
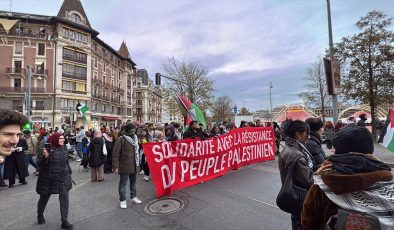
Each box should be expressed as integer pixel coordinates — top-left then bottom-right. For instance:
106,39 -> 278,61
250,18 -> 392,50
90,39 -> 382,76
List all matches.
0,108 -> 393,230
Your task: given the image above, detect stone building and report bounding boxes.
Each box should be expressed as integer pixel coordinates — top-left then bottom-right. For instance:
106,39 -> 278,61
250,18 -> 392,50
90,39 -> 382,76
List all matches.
0,0 -> 136,129
133,69 -> 162,123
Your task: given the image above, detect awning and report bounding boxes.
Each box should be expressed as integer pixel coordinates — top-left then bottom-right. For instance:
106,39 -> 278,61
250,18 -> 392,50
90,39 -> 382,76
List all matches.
103,116 -> 121,121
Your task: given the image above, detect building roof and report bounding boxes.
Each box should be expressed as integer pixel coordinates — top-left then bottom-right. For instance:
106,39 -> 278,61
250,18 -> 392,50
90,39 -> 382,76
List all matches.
94,37 -> 136,66
57,0 -> 92,28
118,41 -> 131,59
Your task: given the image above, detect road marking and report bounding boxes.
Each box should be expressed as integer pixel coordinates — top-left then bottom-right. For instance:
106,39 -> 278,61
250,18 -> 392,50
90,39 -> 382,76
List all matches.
70,178 -> 91,192
222,188 -> 279,209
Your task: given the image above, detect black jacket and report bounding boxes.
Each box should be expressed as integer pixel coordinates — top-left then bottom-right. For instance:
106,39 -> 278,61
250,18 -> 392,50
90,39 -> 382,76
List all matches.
36,146 -> 72,195
88,137 -> 106,167
305,131 -> 326,171
3,139 -> 29,179
183,128 -> 207,139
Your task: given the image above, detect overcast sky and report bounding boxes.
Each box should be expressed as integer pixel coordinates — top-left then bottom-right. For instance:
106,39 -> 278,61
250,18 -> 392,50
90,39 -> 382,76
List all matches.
2,0 -> 393,111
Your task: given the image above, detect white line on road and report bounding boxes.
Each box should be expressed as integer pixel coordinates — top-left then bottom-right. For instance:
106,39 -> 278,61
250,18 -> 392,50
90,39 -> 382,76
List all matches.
221,188 -> 279,209
70,178 -> 91,192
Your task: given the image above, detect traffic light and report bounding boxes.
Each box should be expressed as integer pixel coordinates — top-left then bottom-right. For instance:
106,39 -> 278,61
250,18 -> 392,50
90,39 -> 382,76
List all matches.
233,106 -> 237,114
323,57 -> 334,95
155,73 -> 161,85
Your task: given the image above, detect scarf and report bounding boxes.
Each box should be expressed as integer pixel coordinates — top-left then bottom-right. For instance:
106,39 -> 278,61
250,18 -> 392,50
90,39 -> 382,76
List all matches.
103,133 -> 113,142
122,135 -> 140,166
328,153 -> 391,174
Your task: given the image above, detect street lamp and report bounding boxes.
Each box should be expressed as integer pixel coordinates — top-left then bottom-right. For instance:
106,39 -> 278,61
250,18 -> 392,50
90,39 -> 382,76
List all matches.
269,82 -> 273,122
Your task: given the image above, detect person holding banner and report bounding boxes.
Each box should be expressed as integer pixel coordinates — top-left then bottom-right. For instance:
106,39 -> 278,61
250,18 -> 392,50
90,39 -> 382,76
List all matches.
112,123 -> 141,209
277,120 -> 314,230
183,120 -> 208,139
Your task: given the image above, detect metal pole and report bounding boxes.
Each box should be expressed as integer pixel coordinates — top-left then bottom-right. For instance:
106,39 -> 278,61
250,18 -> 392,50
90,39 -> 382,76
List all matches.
269,82 -> 273,122
27,66 -> 32,121
326,0 -> 338,123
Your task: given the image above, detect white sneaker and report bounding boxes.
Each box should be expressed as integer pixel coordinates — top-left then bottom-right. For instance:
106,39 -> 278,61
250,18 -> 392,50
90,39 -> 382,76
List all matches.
120,200 -> 127,209
144,176 -> 150,182
76,158 -> 82,162
131,197 -> 142,204
139,170 -> 145,175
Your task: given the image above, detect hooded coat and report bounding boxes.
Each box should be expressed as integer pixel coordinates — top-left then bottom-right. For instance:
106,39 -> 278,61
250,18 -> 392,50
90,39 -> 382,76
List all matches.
301,153 -> 393,230
88,137 -> 106,167
304,131 -> 326,171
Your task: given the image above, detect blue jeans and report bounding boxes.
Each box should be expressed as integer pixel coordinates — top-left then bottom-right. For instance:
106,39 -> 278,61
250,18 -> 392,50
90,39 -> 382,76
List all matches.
118,173 -> 137,201
25,155 -> 37,170
76,142 -> 83,159
0,164 -> 3,176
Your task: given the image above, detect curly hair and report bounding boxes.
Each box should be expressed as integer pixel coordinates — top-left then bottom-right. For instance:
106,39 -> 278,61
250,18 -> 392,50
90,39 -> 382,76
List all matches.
0,109 -> 29,130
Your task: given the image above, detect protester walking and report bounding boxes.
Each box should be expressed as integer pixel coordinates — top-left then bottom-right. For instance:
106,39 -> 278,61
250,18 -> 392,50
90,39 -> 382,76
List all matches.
112,123 -> 142,209
80,131 -> 91,171
139,129 -> 149,182
36,133 -> 73,230
3,137 -> 29,188
103,128 -> 115,174
277,120 -> 314,230
88,131 -> 106,182
24,129 -> 38,175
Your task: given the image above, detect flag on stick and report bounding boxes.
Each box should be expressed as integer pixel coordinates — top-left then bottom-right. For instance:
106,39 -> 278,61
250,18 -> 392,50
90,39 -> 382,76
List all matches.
176,94 -> 206,129
380,108 -> 394,153
76,103 -> 89,122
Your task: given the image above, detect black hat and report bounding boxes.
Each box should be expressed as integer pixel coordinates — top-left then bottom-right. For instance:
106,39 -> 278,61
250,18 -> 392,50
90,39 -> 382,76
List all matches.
305,117 -> 324,132
332,126 -> 374,154
359,113 -> 367,120
124,123 -> 136,133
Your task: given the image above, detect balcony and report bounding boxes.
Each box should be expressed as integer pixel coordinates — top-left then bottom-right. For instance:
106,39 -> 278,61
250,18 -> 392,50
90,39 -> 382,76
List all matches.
62,71 -> 87,81
63,54 -> 87,64
6,68 -> 26,75
3,30 -> 49,40
31,68 -> 48,76
0,87 -> 25,93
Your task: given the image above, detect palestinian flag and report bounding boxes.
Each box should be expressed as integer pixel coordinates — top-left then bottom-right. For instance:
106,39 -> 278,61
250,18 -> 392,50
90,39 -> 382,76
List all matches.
380,108 -> 394,153
177,94 -> 206,129
76,103 -> 89,122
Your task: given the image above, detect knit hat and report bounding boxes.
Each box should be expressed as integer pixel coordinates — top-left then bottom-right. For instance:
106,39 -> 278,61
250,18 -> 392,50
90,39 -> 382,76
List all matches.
305,117 -> 324,132
332,126 -> 374,154
124,123 -> 136,133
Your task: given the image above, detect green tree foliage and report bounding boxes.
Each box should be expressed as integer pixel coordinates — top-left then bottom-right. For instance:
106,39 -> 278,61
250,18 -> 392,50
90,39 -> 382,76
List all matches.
238,107 -> 252,115
335,10 -> 394,139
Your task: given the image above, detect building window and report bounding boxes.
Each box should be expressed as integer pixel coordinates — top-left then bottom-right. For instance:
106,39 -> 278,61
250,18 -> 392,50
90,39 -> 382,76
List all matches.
93,103 -> 97,111
62,80 -> 86,94
93,57 -> 98,68
38,43 -> 45,56
93,71 -> 98,81
102,105 -> 106,113
14,78 -> 22,88
94,87 -> 98,96
34,101 -> 45,110
15,42 -> 22,54
12,100 -> 22,110
69,13 -> 82,24
103,62 -> 106,72
14,60 -> 22,73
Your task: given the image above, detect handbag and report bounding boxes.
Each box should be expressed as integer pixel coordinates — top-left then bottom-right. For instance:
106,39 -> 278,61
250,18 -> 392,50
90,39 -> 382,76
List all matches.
102,138 -> 107,156
276,155 -> 308,215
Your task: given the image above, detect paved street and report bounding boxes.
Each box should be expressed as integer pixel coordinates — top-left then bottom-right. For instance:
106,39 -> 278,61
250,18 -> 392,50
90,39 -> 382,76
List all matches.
0,157 -> 289,230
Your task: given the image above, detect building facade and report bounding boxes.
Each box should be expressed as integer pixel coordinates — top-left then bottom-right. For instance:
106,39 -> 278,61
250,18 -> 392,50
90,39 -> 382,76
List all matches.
0,0 -> 136,129
133,69 -> 162,123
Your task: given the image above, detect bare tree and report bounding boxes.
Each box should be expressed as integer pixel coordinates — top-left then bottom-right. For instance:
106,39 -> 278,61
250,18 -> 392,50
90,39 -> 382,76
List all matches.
299,57 -> 331,121
238,107 -> 252,115
162,57 -> 215,113
212,96 -> 233,122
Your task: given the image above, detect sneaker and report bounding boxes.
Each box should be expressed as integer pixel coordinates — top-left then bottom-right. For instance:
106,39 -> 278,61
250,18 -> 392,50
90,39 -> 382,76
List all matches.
139,170 -> 145,175
61,221 -> 74,230
144,176 -> 150,182
76,158 -> 82,162
120,200 -> 127,209
131,197 -> 142,204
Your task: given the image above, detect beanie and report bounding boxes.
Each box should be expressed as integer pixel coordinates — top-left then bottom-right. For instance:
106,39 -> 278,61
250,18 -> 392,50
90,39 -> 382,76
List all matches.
305,117 -> 324,132
124,123 -> 136,133
332,126 -> 374,154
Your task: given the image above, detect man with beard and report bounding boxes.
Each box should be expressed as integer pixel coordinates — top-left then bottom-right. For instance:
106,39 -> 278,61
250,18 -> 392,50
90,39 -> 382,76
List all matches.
183,120 -> 208,139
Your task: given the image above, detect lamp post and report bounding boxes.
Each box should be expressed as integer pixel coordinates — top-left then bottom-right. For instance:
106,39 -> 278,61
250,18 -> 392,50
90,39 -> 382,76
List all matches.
26,66 -> 32,121
269,82 -> 273,122
326,0 -> 339,123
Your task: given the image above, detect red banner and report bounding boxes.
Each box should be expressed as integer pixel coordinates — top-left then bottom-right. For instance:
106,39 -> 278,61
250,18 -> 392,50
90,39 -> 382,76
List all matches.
143,127 -> 276,197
